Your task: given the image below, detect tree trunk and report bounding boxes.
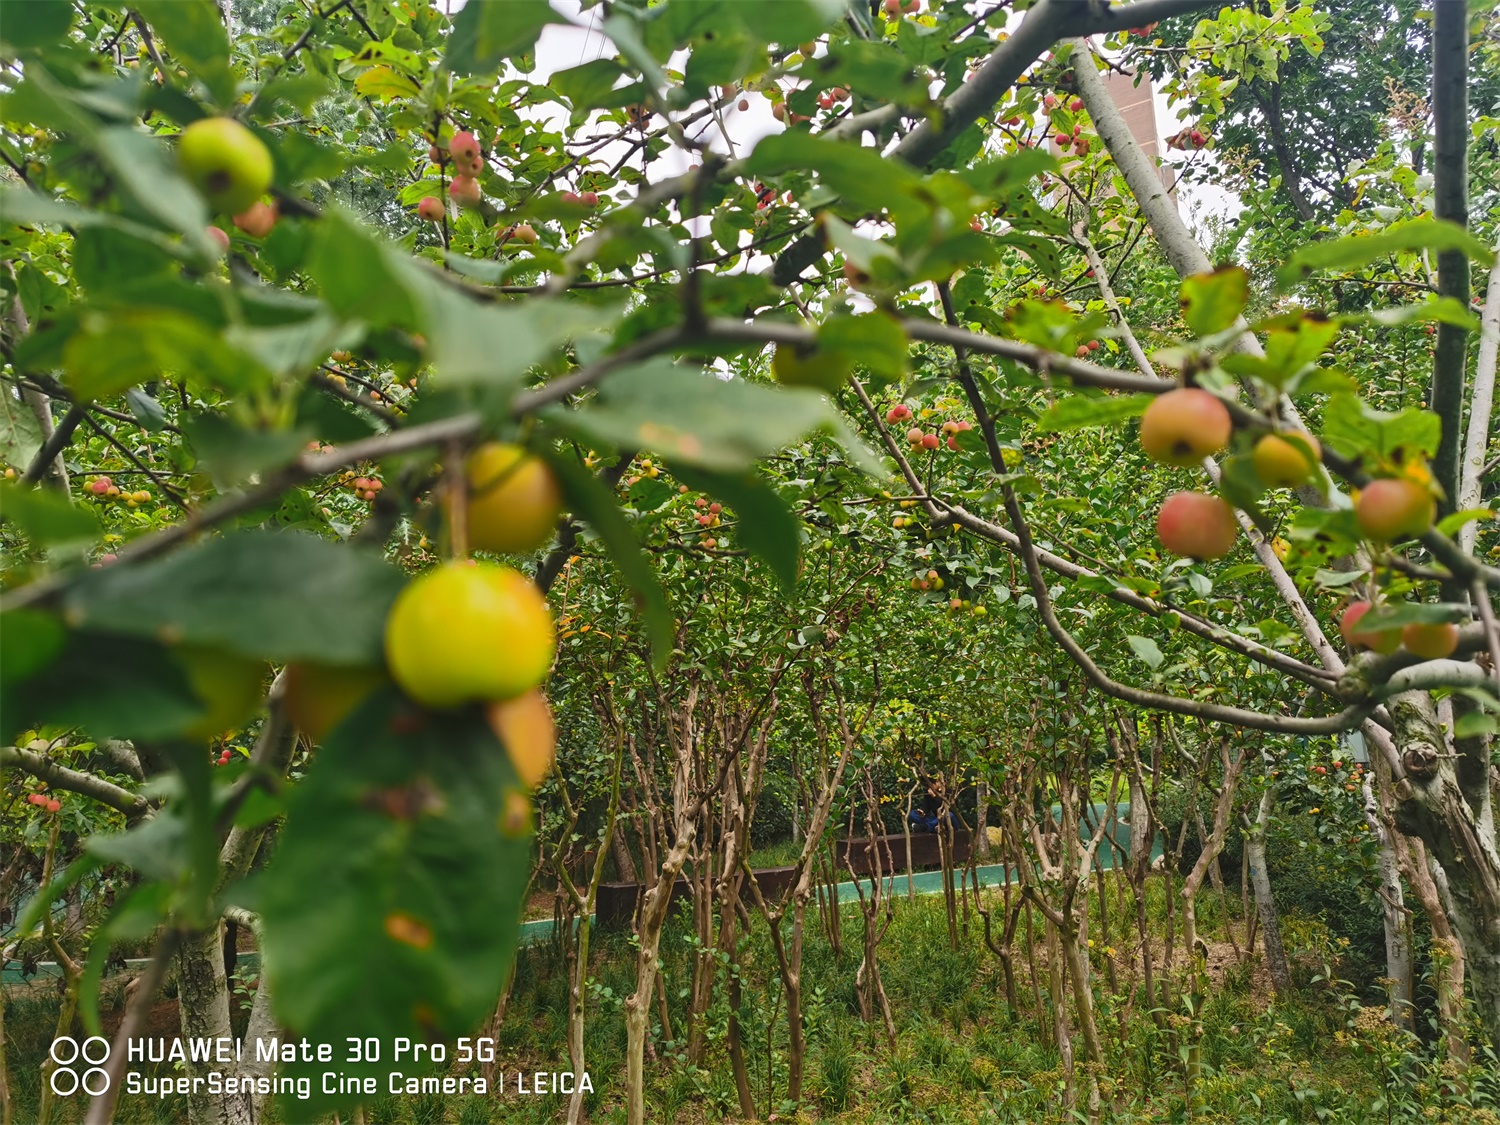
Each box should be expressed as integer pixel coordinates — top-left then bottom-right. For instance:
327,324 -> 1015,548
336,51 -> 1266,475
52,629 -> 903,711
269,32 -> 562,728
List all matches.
625,829 -> 694,1125
610,822 -> 638,884
565,903 -> 591,1125
1244,786 -> 1293,1000
1046,920 -> 1077,1114
1397,835 -> 1469,1064
1363,775 -> 1414,1029
177,926 -> 256,1125
1389,689 -> 1500,1054
976,778 -> 991,859
34,978 -> 78,1125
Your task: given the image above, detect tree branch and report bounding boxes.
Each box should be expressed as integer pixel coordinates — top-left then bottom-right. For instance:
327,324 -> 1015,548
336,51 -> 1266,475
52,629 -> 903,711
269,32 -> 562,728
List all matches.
1430,0 -> 1470,509
23,404 -> 85,485
996,476 -> 1373,733
1458,245 -> 1499,554
0,746 -> 149,820
1378,660 -> 1497,701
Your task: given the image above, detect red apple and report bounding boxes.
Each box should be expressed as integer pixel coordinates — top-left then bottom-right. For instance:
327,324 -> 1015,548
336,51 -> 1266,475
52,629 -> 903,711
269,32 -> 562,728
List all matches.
1356,478 -> 1435,542
1339,601 -> 1400,654
1139,388 -> 1232,467
449,131 -> 480,163
1156,491 -> 1237,559
1253,431 -> 1321,488
449,175 -> 481,208
232,200 -> 278,238
1401,622 -> 1459,660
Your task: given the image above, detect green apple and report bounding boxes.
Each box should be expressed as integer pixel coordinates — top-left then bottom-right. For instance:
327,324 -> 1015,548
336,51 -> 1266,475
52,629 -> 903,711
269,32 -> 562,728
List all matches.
178,118 -> 274,215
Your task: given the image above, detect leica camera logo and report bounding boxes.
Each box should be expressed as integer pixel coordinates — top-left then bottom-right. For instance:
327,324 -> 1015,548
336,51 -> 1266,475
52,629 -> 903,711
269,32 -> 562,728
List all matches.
49,1036 -> 111,1096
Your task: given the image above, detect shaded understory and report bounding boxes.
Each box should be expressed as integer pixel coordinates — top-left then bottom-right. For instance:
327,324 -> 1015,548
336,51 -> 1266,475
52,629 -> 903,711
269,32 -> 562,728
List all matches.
6,872 -> 1499,1124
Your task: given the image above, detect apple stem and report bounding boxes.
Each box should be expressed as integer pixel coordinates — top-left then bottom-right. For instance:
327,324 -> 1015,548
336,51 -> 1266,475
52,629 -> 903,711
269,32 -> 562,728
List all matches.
444,438 -> 470,560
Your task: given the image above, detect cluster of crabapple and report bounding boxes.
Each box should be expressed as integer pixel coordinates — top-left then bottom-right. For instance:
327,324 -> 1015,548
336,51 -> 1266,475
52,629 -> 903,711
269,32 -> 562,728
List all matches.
883,0 -> 921,14
341,472 -> 384,503
1075,339 -> 1102,357
213,746 -> 235,767
1166,127 -> 1210,151
416,130 -> 489,220
674,483 -> 723,549
86,477 -> 152,507
1142,387 -> 1449,661
312,443 -> 563,792
888,404 -> 974,452
910,567 -> 944,591
618,456 -> 661,488
25,791 -> 62,813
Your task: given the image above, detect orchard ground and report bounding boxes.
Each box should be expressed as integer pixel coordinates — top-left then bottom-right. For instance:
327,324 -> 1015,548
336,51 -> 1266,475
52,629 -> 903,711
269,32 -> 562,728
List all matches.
8,866 -> 1498,1125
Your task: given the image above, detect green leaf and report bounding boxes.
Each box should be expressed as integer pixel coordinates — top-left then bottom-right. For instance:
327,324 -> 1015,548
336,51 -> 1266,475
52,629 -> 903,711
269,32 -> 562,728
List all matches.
545,452 -> 674,662
258,698 -> 531,1117
551,58 -> 645,111
672,465 -> 800,592
0,609 -> 65,685
807,39 -> 931,106
1313,568 -> 1367,589
1226,312 -> 1340,389
0,483 -> 100,547
8,631 -> 203,744
87,808 -> 189,882
1322,393 -> 1441,460
1348,297 -> 1479,331
1357,602 -> 1467,632
353,65 -> 421,102
1436,508 -> 1494,536
72,225 -> 177,291
601,15 -> 671,96
446,0 -> 561,74
62,308 -> 264,400
1455,711 -> 1499,740
0,0 -> 73,49
1180,267 -> 1248,337
308,209 -> 419,329
818,312 -> 908,381
1277,218 -> 1496,288
564,358 -> 862,473
225,315 -> 344,379
63,531 -> 405,666
1126,635 -> 1164,670
746,131 -> 919,214
0,387 -> 43,469
133,1 -> 234,104
94,127 -> 214,257
400,266 -> 618,389
1035,393 -> 1153,433
182,413 -> 313,490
